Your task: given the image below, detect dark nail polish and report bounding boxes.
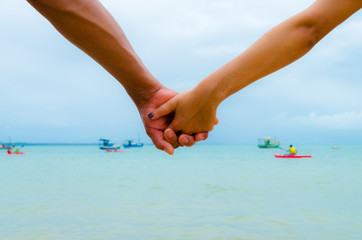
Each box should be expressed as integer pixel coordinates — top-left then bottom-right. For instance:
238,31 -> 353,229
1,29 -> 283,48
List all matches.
148,113 -> 153,119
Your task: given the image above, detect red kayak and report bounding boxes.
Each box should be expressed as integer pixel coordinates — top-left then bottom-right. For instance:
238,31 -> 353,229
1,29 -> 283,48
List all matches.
274,154 -> 311,158
7,152 -> 27,155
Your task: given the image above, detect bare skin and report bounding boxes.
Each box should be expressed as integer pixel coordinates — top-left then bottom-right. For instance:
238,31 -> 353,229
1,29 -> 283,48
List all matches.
26,0 -> 208,154
151,0 -> 362,135
138,87 -> 205,153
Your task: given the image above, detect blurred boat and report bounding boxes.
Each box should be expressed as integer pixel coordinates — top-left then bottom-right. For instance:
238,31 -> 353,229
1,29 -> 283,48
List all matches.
0,143 -> 14,150
257,137 -> 280,148
7,151 -> 27,155
105,148 -> 125,153
274,154 -> 311,158
122,139 -> 144,148
331,146 -> 340,149
99,138 -> 121,150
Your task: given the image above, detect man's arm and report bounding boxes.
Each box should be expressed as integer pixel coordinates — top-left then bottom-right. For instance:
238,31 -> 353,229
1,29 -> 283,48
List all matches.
151,0 -> 362,134
27,0 -> 160,107
26,0 -> 207,154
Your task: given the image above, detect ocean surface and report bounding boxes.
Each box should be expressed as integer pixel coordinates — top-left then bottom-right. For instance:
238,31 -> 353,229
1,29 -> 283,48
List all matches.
0,144 -> 361,240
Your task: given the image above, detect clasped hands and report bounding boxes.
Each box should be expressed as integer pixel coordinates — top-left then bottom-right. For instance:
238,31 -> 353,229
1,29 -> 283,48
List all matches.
139,82 -> 220,155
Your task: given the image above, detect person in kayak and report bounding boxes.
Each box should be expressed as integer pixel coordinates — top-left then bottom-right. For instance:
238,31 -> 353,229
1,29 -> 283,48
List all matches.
288,145 -> 297,156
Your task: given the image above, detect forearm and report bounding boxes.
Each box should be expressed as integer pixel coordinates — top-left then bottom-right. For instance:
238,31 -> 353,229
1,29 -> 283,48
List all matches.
196,0 -> 362,105
27,0 -> 162,107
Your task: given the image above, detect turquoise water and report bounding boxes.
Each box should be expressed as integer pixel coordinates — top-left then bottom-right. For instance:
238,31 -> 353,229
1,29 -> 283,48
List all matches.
0,145 -> 361,240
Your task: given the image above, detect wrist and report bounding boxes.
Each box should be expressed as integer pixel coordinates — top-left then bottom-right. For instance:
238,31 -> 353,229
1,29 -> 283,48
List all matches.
193,81 -> 222,110
127,75 -> 163,109
194,77 -> 227,107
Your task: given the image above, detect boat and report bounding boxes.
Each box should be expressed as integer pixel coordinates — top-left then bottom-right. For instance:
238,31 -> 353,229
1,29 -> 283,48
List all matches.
105,149 -> 125,153
99,138 -> 121,150
122,140 -> 144,148
6,148 -> 26,155
0,143 -> 14,150
274,154 -> 312,158
7,152 -> 27,155
331,146 -> 340,149
258,137 -> 280,148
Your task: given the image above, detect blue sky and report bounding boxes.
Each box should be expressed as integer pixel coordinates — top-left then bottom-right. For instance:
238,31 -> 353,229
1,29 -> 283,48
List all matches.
1,0 -> 362,145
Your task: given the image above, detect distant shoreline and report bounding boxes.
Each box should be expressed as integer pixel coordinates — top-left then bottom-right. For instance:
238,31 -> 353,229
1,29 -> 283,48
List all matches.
6,143 -> 99,146
3,143 -> 154,146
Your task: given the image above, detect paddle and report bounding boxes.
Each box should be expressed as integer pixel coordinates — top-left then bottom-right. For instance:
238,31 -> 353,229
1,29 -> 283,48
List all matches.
277,146 -> 289,152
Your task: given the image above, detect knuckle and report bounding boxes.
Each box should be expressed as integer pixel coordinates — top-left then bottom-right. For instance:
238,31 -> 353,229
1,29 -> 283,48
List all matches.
155,144 -> 163,150
145,129 -> 153,136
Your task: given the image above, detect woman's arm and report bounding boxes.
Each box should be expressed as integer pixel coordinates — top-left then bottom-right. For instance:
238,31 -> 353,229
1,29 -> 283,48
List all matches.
151,0 -> 362,134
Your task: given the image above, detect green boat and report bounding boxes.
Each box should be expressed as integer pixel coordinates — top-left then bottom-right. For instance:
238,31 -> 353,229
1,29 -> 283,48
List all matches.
257,137 -> 280,148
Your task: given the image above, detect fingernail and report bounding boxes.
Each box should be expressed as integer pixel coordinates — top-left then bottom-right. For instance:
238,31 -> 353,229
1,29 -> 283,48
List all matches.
148,113 -> 153,119
182,138 -> 189,145
167,131 -> 173,139
196,136 -> 205,142
164,148 -> 173,155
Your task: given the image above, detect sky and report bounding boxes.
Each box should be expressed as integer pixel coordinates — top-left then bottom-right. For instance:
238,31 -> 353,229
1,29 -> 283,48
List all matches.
1,0 -> 362,145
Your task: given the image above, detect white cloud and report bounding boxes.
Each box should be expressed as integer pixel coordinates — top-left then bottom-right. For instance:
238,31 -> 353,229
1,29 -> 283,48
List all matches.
193,43 -> 247,57
295,111 -> 362,130
243,73 -> 362,113
310,19 -> 362,61
101,0 -> 314,43
274,111 -> 362,130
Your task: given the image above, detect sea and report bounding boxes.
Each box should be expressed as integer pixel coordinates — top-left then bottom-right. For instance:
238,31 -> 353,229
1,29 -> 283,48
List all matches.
0,144 -> 361,240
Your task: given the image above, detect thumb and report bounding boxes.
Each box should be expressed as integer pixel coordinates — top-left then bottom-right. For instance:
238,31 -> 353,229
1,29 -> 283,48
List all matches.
214,116 -> 219,125
148,98 -> 177,120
